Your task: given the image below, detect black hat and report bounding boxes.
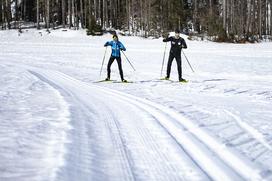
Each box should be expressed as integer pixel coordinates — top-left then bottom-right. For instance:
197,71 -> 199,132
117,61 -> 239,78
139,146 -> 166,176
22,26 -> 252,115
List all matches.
175,29 -> 180,33
113,34 -> 118,39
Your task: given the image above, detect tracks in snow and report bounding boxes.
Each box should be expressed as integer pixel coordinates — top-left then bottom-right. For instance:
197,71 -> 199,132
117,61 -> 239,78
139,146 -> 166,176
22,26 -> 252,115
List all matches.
28,67 -> 265,181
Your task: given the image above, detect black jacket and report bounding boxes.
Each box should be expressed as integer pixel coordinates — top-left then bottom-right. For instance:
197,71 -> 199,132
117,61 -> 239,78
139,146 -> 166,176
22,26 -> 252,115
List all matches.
163,37 -> 187,55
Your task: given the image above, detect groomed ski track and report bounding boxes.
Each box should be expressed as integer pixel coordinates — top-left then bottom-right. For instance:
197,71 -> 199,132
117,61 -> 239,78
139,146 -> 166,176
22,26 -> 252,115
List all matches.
20,65 -> 265,181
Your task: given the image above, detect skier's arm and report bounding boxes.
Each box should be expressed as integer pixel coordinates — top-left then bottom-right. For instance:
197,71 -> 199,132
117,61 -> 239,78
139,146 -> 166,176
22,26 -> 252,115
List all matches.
119,42 -> 126,51
104,41 -> 112,47
163,37 -> 172,42
104,42 -> 109,47
182,39 -> 187,49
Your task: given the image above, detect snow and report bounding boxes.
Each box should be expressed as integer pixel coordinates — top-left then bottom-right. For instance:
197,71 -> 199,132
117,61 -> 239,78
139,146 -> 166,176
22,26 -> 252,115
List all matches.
1,29 -> 272,180
0,65 -> 71,181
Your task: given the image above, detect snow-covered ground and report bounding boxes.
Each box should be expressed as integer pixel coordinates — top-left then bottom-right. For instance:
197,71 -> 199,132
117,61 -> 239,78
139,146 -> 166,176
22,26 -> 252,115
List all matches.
1,29 -> 272,181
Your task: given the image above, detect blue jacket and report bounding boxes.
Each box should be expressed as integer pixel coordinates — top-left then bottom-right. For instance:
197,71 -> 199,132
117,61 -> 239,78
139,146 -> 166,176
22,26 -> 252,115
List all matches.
104,41 -> 126,58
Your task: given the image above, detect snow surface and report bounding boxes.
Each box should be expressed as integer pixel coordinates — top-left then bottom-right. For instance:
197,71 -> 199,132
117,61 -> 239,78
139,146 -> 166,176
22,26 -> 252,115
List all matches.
1,29 -> 272,181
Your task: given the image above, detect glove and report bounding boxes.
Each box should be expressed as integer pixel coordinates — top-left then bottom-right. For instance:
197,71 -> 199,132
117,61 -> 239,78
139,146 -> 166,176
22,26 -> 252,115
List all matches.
162,33 -> 169,39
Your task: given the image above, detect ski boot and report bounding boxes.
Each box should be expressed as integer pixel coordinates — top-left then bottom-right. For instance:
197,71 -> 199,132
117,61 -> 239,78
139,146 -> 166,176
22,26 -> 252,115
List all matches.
179,78 -> 188,83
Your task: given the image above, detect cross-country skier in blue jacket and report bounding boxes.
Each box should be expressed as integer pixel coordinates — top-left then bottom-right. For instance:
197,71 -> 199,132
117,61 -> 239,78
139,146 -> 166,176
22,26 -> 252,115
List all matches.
104,34 -> 127,82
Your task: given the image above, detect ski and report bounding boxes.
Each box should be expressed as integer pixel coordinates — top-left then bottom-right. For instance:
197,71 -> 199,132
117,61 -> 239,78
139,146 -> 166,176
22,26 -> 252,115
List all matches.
112,81 -> 133,84
94,80 -> 133,83
159,78 -> 174,82
94,79 -> 116,83
159,78 -> 189,83
159,78 -> 170,80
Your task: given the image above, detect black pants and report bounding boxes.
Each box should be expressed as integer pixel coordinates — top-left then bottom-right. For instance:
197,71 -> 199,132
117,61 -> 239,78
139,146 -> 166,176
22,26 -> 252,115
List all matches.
107,56 -> 124,80
166,53 -> 182,80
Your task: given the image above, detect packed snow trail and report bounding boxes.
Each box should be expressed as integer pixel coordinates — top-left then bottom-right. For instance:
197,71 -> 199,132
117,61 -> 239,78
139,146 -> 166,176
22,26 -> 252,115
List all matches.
1,30 -> 272,181
27,67 -> 207,181
0,64 -> 72,181
24,65 -> 264,181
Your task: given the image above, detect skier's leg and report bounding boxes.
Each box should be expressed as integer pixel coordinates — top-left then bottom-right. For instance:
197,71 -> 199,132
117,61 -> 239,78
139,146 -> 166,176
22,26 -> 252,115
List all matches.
176,55 -> 183,80
166,54 -> 174,78
116,57 -> 124,81
107,57 -> 115,79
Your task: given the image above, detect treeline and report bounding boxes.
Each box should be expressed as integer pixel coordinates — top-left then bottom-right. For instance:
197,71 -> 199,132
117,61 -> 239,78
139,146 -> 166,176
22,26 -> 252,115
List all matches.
1,0 -> 272,42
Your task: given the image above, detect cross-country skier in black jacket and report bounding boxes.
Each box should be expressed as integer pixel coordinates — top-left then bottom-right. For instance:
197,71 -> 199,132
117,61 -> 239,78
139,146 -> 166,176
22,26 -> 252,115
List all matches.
163,29 -> 187,82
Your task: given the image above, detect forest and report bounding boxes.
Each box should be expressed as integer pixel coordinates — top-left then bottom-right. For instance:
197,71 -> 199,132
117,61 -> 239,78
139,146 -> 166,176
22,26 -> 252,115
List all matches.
1,0 -> 272,42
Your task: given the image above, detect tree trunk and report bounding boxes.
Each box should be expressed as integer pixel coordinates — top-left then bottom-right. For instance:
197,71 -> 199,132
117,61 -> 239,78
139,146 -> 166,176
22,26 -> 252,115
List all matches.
259,0 -> 262,38
68,0 -> 72,28
80,0 -> 84,28
269,0 -> 271,35
0,0 -> 3,29
126,0 -> 130,33
98,0 -> 101,24
5,0 -> 11,29
23,0 -> 27,20
93,0 -> 97,19
102,0 -> 105,29
270,1 -> 272,35
75,1 -> 79,29
209,0 -> 213,16
72,0 -> 75,28
37,0 -> 40,29
223,0 -> 226,31
62,0 -> 66,27
45,0 -> 50,29
15,0 -> 18,28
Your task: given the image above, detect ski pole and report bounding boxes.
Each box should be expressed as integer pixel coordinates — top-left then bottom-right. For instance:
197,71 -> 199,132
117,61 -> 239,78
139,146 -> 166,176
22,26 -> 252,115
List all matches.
161,42 -> 167,77
121,50 -> 136,71
182,50 -> 195,73
100,46 -> 108,76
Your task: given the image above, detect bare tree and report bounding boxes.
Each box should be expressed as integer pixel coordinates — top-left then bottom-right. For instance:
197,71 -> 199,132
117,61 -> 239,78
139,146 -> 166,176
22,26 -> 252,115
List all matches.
2,0 -> 272,41
62,0 -> 66,28
37,0 -> 40,29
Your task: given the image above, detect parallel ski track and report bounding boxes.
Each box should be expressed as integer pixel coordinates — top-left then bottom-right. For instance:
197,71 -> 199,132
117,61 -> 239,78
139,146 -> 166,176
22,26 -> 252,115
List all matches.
28,68 -> 264,181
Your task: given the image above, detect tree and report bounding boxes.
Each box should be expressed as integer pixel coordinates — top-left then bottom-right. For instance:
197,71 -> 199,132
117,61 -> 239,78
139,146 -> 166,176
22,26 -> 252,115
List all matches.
37,0 -> 40,29
61,0 -> 65,27
1,0 -> 271,41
